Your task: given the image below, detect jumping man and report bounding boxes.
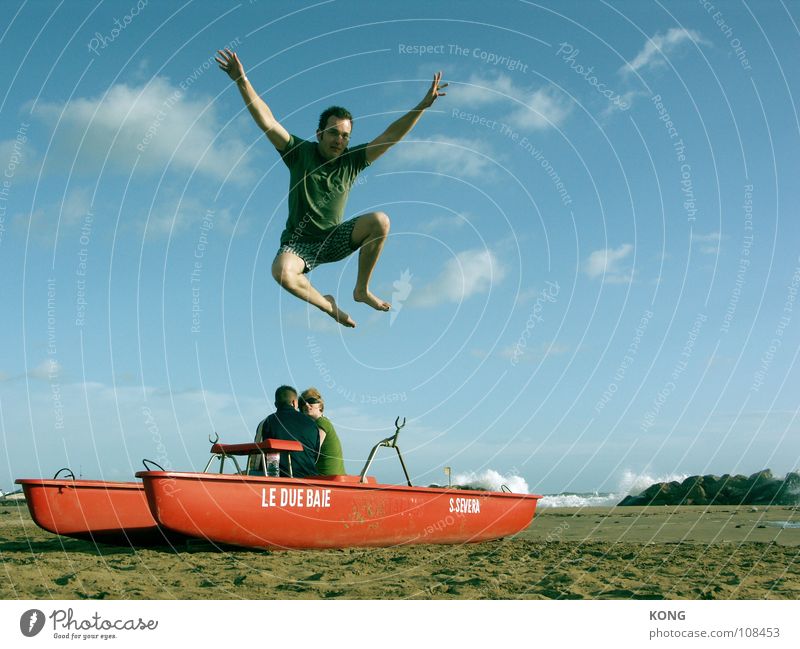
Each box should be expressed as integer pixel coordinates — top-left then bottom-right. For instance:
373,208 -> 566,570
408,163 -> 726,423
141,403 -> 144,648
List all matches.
216,49 -> 446,327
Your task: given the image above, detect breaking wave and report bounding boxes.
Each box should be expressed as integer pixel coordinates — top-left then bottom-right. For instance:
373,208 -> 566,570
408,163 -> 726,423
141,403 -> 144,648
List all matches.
452,469 -> 530,494
537,469 -> 690,508
449,468 -> 694,505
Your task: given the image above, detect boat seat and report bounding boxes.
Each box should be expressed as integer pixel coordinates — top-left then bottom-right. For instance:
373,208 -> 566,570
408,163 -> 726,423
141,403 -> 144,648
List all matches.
210,439 -> 303,456
206,438 -> 304,477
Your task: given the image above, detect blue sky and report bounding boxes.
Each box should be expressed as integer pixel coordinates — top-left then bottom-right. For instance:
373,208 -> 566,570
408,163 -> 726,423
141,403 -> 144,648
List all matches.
1,0 -> 799,495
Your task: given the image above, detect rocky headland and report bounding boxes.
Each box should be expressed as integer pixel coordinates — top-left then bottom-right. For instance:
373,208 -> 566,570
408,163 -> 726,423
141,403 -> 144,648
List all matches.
619,469 -> 800,506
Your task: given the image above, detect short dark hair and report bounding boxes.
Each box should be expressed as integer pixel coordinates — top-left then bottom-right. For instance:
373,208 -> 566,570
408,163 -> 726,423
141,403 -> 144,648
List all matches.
274,385 -> 297,407
317,106 -> 353,132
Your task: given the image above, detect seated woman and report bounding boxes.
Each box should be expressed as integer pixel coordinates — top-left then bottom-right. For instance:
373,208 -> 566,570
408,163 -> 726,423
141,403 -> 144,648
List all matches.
299,387 -> 345,475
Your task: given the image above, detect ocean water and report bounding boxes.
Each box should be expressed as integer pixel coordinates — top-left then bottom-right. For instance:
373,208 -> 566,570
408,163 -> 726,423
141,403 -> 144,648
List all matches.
538,470 -> 692,508
763,521 -> 800,529
452,469 -> 690,508
537,492 -> 621,508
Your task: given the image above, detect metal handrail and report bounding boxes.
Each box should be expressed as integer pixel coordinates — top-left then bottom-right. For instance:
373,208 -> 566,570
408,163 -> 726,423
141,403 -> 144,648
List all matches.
203,432 -> 246,475
359,417 -> 411,486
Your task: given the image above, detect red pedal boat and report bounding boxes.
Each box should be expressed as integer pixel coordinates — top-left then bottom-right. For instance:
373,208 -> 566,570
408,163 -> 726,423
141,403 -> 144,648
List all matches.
136,419 -> 541,550
15,469 -> 174,545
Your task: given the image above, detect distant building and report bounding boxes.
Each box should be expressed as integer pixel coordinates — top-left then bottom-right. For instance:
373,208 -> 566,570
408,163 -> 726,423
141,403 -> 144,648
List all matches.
0,489 -> 25,501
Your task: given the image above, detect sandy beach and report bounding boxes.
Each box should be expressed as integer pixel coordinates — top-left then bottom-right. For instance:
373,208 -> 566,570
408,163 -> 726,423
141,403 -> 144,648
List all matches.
1,502 -> 798,600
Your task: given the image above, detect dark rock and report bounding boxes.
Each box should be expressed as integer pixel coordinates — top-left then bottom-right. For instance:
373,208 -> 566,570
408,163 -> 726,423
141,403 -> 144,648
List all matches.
681,475 -> 702,488
748,469 -> 773,482
774,472 -> 800,505
618,469 -> 800,506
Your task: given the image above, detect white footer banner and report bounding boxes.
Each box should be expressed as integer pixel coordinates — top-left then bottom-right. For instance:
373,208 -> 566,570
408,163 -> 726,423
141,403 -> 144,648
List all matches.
1,600 -> 797,647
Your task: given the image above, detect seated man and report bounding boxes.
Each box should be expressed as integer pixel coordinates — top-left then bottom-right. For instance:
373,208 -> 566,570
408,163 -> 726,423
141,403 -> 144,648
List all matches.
252,385 -> 325,478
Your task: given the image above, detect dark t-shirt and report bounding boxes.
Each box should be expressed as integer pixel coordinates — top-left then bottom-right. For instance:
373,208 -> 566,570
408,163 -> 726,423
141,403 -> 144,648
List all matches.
254,405 -> 321,478
279,134 -> 370,245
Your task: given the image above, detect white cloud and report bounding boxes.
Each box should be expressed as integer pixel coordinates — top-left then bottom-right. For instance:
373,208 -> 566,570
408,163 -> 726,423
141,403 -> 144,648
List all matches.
621,28 -> 707,76
31,77 -> 254,183
691,231 -> 721,255
61,186 -> 94,225
506,86 -> 571,131
0,136 -> 41,180
449,73 -> 571,131
27,359 -> 61,381
584,244 -> 634,283
412,248 -> 507,307
448,73 -> 520,106
417,213 -> 470,233
600,89 -> 649,117
389,135 -> 497,179
140,186 -> 239,238
13,207 -> 48,242
11,187 -> 92,245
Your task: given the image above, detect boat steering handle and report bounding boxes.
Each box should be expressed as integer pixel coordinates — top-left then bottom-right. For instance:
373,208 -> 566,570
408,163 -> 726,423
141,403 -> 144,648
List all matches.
359,416 -> 412,486
52,467 -> 76,481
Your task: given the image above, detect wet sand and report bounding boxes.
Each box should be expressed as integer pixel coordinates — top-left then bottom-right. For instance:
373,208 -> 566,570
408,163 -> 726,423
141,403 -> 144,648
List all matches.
1,502 -> 798,599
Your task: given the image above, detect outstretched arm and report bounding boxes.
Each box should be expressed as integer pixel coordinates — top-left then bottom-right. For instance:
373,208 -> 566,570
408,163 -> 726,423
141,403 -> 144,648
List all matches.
366,72 -> 447,164
215,48 -> 290,152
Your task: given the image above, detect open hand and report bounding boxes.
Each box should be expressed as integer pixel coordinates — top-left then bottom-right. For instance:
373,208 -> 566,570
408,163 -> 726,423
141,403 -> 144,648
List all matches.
418,71 -> 447,109
215,48 -> 245,82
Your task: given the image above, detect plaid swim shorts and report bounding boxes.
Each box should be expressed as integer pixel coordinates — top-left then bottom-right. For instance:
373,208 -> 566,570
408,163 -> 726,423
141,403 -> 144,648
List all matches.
276,217 -> 359,273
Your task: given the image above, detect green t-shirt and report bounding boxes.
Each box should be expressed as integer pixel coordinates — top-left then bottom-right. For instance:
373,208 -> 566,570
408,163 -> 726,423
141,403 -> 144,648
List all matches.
315,416 -> 345,476
279,134 -> 371,245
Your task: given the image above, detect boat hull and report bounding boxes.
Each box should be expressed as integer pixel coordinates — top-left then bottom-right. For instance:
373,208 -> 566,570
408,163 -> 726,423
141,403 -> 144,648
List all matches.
136,471 -> 541,550
15,479 -> 175,545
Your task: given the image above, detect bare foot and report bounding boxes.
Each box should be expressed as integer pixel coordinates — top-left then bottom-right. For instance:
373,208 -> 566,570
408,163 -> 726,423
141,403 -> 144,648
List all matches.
323,295 -> 356,328
353,288 -> 391,311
